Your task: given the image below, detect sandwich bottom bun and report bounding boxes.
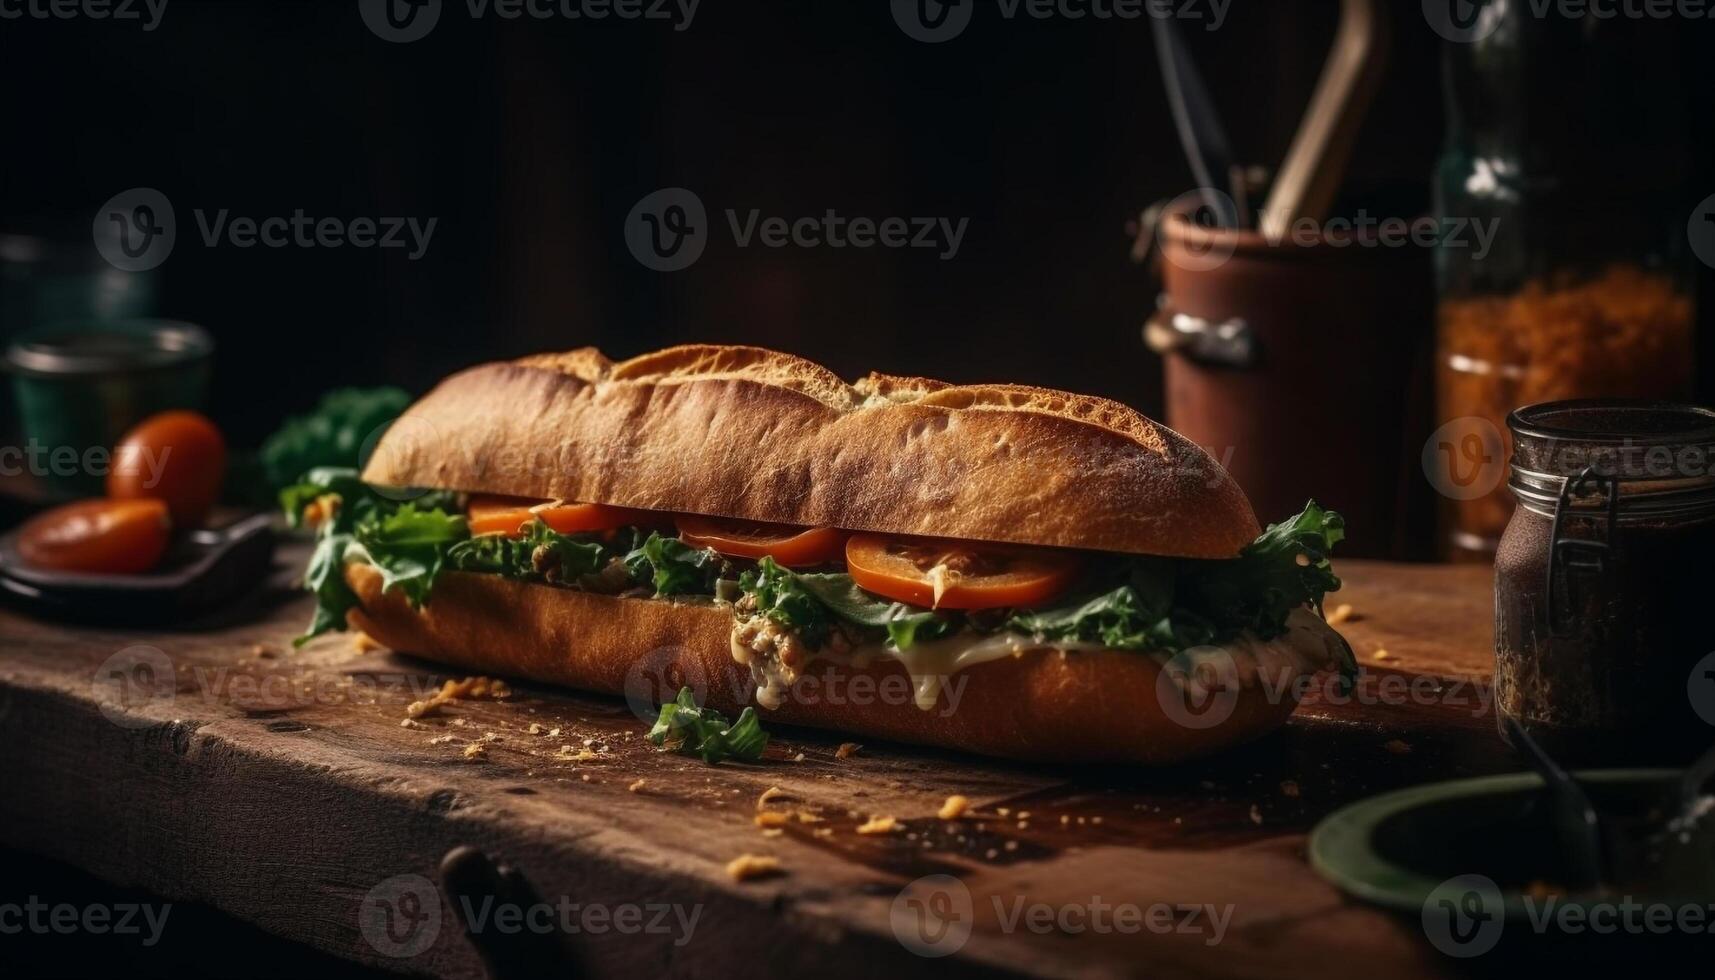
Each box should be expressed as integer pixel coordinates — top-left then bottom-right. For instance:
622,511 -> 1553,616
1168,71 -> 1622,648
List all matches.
345,565 -> 1316,765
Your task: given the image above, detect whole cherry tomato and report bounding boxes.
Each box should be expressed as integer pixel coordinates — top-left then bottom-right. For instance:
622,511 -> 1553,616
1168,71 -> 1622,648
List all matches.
108,410 -> 227,526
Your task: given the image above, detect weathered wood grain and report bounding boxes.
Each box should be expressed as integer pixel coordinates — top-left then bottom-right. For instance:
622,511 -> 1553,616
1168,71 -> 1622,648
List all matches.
0,555 -> 1501,979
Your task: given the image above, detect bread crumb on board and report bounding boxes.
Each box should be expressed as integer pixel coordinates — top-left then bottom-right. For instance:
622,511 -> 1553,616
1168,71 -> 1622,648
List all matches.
855,815 -> 899,835
938,795 -> 970,820
1372,648 -> 1392,662
725,854 -> 784,882
756,786 -> 787,811
463,743 -> 487,761
406,675 -> 513,720
754,811 -> 790,829
1325,603 -> 1355,626
628,779 -> 646,793
834,742 -> 862,760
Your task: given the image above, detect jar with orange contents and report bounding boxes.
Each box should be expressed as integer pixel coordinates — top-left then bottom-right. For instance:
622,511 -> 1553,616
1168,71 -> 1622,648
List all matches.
1431,14 -> 1695,559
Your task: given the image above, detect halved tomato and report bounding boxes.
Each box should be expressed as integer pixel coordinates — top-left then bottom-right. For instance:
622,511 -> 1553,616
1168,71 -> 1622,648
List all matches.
676,515 -> 846,568
845,533 -> 1082,610
466,495 -> 660,537
16,498 -> 171,575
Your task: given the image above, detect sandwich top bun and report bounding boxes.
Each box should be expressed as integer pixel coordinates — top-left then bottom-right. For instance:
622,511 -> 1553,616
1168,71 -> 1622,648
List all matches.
360,344 -> 1259,559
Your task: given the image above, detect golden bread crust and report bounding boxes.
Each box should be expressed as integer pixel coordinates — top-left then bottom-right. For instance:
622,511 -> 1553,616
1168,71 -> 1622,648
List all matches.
345,566 -> 1302,765
361,344 -> 1259,558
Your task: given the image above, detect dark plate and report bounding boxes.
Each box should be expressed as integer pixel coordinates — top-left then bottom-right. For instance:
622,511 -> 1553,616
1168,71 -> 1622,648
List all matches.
0,512 -> 276,626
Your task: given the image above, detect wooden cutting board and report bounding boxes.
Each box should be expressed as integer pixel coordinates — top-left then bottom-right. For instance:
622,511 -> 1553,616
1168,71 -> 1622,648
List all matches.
0,553 -> 1500,979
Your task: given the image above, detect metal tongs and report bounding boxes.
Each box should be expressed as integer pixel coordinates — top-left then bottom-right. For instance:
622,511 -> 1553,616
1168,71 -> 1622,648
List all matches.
1506,720 -> 1715,893
1503,717 -> 1606,891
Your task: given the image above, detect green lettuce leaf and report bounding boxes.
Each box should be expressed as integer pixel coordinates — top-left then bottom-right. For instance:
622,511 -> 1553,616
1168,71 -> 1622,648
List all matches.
296,531 -> 358,647
624,532 -> 726,597
1179,500 -> 1345,640
1008,502 -> 1344,651
648,687 -> 769,764
739,559 -> 962,651
448,518 -> 617,583
286,471 -> 467,643
351,503 -> 467,608
739,557 -> 835,648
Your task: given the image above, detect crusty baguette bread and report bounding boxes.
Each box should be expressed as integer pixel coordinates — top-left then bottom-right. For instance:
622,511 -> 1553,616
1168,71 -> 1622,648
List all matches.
346,565 -> 1306,764
361,344 -> 1259,559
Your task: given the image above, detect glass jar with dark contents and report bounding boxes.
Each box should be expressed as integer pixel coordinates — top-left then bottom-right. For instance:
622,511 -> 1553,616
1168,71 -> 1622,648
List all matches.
1496,400 -> 1715,767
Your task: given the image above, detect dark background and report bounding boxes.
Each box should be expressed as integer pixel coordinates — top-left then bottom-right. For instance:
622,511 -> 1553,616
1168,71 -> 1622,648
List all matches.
0,0 -> 1460,449
0,1 -> 1711,449
2,4 -> 1715,976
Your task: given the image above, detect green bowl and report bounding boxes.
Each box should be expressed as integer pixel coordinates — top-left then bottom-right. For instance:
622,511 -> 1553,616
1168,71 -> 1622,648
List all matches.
1308,770 -> 1710,914
1309,768 -> 1715,963
4,319 -> 211,499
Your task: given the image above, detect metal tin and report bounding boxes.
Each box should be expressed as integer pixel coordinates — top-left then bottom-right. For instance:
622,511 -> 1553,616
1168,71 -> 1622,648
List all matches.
3,319 -> 212,499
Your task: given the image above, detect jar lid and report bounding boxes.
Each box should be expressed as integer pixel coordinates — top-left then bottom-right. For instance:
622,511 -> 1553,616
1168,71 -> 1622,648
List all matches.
3,320 -> 211,377
1508,400 -> 1715,517
1509,400 -> 1715,478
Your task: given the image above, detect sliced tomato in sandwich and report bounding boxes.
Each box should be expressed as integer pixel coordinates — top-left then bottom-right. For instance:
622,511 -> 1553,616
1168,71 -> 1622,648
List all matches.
845,533 -> 1082,610
467,495 -> 661,537
676,515 -> 846,568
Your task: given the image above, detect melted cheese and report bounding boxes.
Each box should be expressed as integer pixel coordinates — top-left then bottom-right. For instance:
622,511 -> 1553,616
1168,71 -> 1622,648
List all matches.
862,631 -> 1102,711
728,606 -> 1349,714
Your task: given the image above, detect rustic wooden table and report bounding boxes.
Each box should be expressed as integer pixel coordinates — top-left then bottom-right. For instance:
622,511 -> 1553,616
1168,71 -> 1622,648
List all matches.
0,550 -> 1504,979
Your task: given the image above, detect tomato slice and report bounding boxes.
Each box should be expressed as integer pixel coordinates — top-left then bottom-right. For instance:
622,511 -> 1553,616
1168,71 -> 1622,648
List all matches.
16,498 -> 171,575
676,515 -> 846,567
845,533 -> 1082,610
466,495 -> 659,537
